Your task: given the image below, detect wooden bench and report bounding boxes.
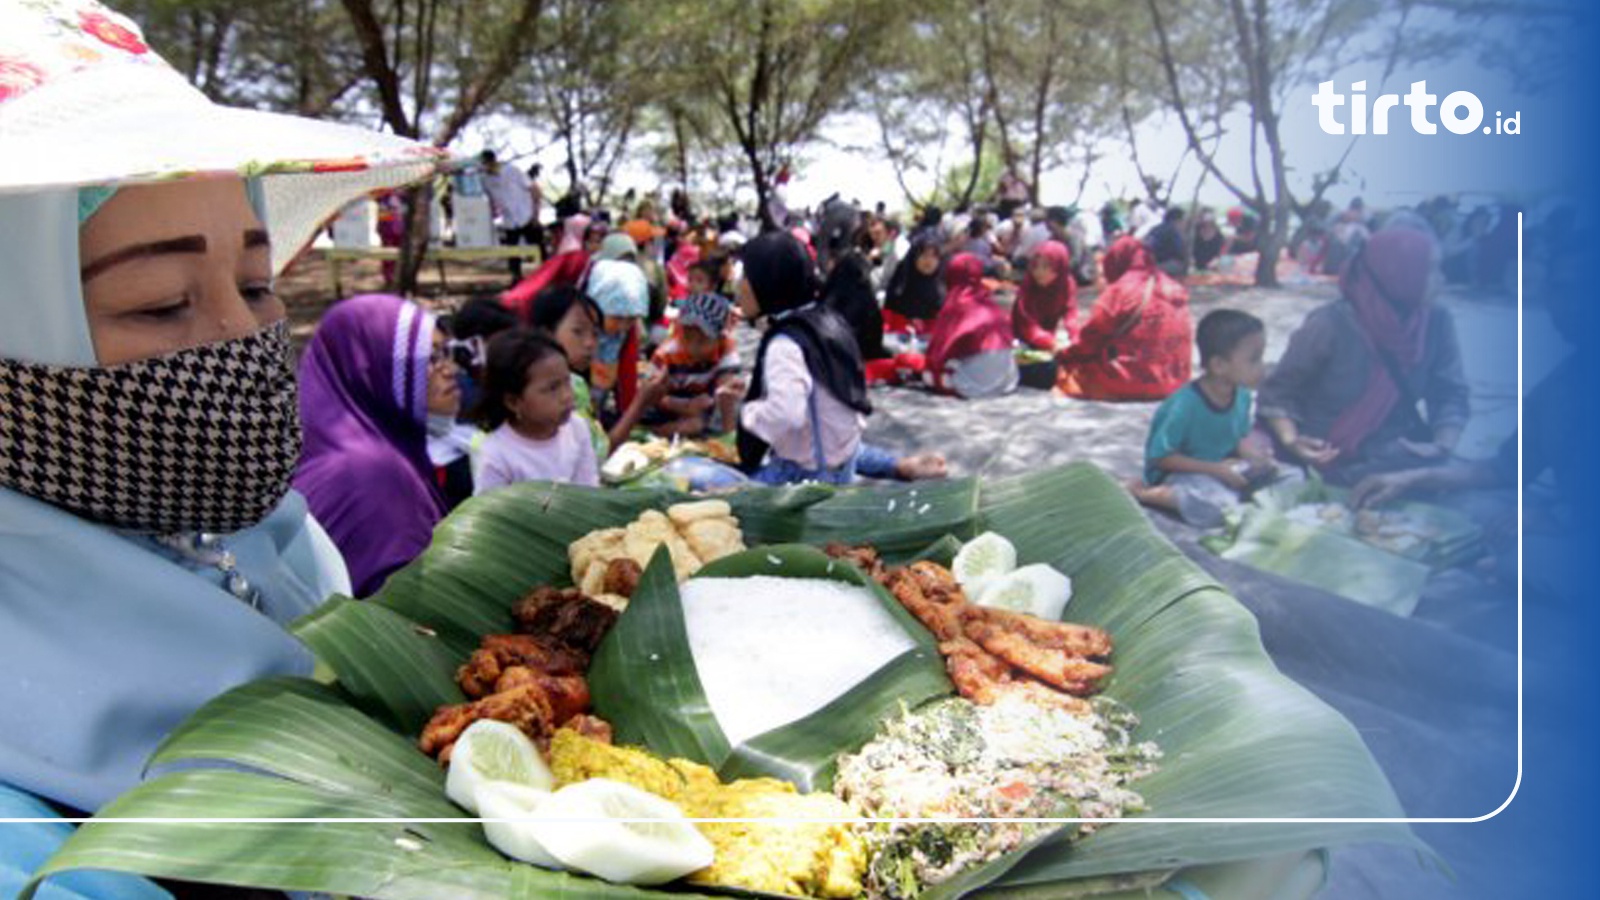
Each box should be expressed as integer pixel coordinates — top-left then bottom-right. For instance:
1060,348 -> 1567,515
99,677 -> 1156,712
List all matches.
322,245 -> 544,297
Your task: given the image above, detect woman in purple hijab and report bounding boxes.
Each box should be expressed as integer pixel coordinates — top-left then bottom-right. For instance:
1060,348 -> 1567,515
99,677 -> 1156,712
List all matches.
294,294 -> 453,596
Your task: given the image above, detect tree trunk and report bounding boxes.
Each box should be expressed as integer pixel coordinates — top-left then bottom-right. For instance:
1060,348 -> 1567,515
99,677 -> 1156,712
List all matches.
397,182 -> 434,294
1254,219 -> 1282,288
747,144 -> 774,232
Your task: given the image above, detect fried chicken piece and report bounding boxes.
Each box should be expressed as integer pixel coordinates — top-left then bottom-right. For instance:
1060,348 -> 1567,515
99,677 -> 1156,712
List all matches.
884,567 -> 964,641
512,586 -> 621,653
601,558 -> 642,598
419,683 -> 556,764
457,633 -> 590,698
560,713 -> 615,745
963,618 -> 1112,695
939,637 -> 1012,704
492,667 -> 591,723
962,606 -> 1113,659
823,542 -> 884,580
903,560 -> 969,606
995,677 -> 1092,715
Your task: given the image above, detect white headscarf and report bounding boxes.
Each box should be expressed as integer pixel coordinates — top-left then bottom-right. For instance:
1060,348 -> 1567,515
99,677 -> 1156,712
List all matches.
0,0 -> 438,813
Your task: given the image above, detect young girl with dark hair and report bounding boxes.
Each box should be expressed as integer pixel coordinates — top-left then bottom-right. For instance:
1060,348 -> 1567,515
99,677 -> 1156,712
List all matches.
472,328 -> 599,492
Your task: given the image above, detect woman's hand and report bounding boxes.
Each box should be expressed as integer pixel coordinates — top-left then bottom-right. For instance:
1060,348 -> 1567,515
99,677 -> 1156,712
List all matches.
1351,471 -> 1416,509
1399,437 -> 1449,461
1288,435 -> 1340,467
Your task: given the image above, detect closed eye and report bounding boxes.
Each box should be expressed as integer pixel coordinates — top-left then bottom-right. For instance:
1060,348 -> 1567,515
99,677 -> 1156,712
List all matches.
241,280 -> 276,304
133,297 -> 193,321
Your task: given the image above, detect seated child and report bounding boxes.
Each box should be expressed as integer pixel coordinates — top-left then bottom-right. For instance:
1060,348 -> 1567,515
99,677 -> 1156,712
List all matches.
473,328 -> 600,493
736,231 -> 947,484
1129,309 -> 1274,527
531,284 -> 666,454
687,256 -> 724,296
647,292 -> 744,436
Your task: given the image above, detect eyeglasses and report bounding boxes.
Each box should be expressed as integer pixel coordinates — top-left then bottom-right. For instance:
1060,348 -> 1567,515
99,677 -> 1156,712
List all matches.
432,336 -> 485,369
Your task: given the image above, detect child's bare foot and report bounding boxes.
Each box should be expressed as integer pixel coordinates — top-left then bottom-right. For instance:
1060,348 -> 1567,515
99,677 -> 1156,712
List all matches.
1125,479 -> 1178,513
895,453 -> 948,481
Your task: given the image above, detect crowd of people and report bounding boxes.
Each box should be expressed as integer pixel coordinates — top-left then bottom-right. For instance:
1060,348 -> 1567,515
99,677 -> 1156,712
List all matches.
0,3 -> 1576,899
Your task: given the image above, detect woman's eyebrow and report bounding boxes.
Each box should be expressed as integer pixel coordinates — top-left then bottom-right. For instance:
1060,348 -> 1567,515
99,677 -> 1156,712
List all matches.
81,235 -> 208,282
82,229 -> 271,282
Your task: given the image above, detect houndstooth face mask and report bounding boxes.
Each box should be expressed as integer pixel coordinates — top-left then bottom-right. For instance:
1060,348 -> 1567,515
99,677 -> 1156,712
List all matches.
0,321 -> 301,535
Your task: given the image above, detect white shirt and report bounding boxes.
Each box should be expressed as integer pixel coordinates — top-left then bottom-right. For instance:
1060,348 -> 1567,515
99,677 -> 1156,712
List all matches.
1015,222 -> 1052,259
740,336 -> 864,470
484,165 -> 534,228
474,416 -> 598,494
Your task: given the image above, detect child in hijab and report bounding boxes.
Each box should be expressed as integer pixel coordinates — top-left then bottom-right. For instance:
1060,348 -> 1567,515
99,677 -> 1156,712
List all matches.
883,233 -> 946,334
1013,239 -> 1078,351
736,232 -> 946,483
294,294 -> 454,597
584,258 -> 650,419
925,254 -> 1020,399
647,292 -> 744,436
473,328 -> 600,492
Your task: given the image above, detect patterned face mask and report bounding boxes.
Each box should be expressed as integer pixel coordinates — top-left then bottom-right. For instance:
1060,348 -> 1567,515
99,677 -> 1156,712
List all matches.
0,321 -> 301,535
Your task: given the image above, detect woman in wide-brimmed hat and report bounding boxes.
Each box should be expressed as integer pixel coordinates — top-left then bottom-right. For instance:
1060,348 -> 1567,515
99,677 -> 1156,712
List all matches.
0,1 -> 446,892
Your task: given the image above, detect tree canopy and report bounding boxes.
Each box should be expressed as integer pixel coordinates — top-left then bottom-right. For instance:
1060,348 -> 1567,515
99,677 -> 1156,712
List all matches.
123,0 -> 1562,286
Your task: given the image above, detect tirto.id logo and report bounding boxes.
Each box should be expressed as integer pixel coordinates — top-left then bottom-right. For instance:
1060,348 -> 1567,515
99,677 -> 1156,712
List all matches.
1313,81 -> 1521,136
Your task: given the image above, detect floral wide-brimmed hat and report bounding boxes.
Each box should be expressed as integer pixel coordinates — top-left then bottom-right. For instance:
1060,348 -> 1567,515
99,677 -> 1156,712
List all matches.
0,0 -> 447,273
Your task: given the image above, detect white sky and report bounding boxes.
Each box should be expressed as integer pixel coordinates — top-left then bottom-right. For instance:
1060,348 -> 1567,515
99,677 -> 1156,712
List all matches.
460,21 -> 1574,222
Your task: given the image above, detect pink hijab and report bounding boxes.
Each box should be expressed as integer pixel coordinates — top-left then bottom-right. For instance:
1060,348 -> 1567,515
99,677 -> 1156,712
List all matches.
926,253 -> 1013,388
666,240 -> 701,301
1014,239 -> 1078,349
1325,229 -> 1437,457
555,214 -> 592,254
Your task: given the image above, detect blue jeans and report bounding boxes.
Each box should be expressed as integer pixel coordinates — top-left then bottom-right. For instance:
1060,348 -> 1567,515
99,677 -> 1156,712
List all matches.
750,443 -> 901,485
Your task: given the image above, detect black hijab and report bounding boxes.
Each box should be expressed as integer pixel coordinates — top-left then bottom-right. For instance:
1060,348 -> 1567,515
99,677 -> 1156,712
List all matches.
822,249 -> 888,360
737,231 -> 871,473
884,234 -> 946,321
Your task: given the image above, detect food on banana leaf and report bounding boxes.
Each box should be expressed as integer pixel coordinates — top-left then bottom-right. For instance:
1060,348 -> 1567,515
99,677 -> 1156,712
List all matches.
681,575 -> 917,746
529,778 -> 716,885
951,531 -> 1017,597
550,728 -> 867,898
602,443 -> 656,482
475,780 -> 566,869
976,563 -> 1072,622
512,586 -> 621,651
420,627 -> 607,762
445,719 -> 554,814
852,555 -> 1111,711
569,500 -> 747,601
834,695 -> 1160,900
602,437 -> 742,483
1282,502 -> 1442,558
471,775 -> 715,885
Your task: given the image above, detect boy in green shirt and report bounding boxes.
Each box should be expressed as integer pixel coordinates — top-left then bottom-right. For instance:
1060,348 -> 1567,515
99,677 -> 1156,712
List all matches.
1130,309 -> 1276,527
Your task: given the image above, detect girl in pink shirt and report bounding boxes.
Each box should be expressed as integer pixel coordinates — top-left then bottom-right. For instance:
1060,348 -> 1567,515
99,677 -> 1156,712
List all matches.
473,329 -> 599,493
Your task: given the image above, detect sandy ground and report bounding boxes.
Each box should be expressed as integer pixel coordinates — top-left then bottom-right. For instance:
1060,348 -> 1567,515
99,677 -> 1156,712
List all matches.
278,253 -> 1527,900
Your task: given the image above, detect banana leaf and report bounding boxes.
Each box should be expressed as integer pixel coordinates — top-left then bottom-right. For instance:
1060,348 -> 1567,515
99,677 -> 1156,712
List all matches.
1248,479 -> 1485,570
587,543 -> 952,791
30,463 -> 1419,900
1206,509 -> 1433,617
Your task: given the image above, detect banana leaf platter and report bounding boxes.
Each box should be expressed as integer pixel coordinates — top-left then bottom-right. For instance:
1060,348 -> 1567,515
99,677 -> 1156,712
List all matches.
1249,478 -> 1484,570
24,463 -> 1420,900
1200,476 -> 1485,616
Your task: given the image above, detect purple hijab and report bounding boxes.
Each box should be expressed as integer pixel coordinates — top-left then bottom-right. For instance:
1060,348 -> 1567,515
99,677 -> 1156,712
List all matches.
293,294 -> 445,596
